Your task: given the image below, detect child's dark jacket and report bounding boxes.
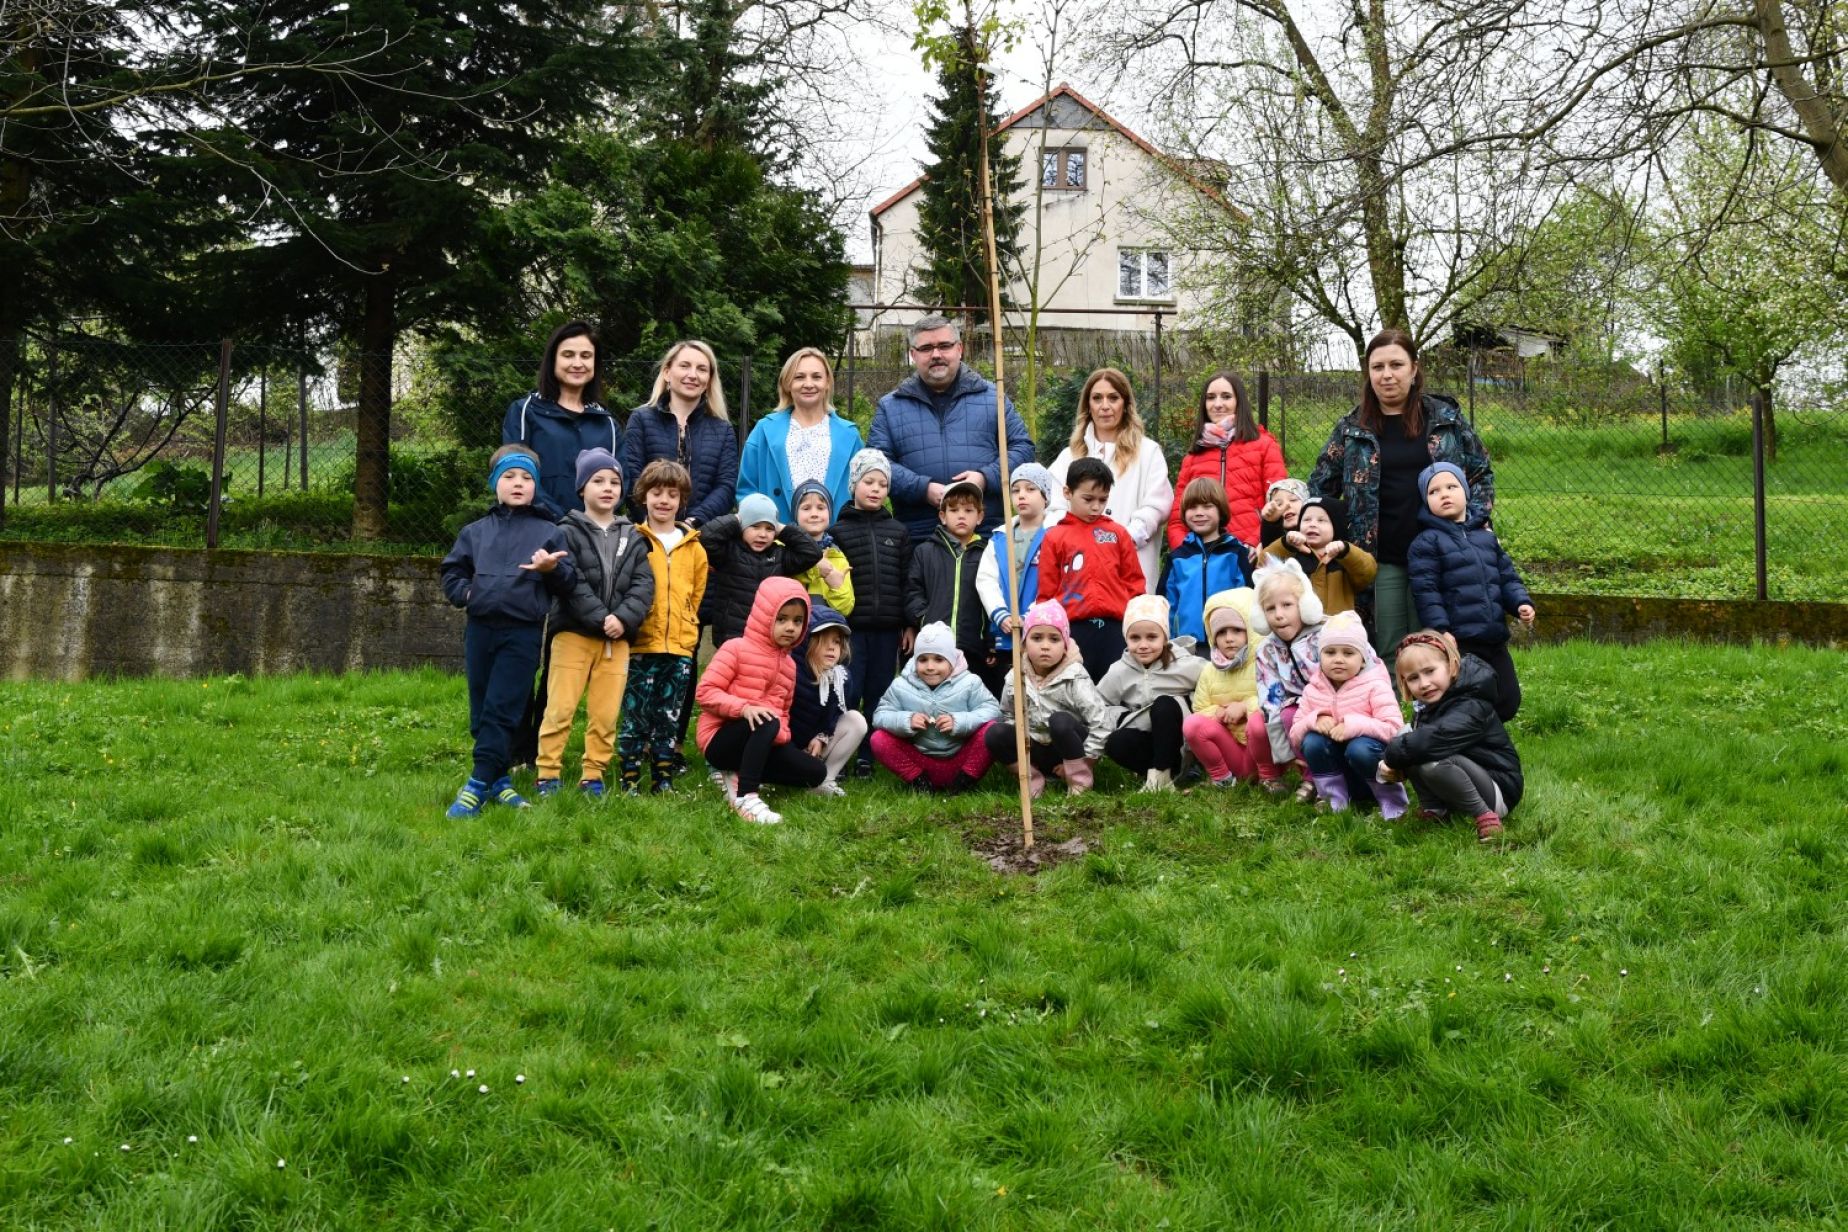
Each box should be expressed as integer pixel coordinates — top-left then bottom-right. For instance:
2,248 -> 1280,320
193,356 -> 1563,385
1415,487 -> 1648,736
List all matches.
905,526 -> 989,652
1382,655 -> 1523,808
698,514 -> 825,644
831,505 -> 912,630
442,504 -> 576,624
1406,509 -> 1532,645
551,511 -> 655,639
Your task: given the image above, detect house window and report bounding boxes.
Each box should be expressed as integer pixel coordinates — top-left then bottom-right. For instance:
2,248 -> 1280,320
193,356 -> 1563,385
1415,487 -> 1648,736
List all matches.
1117,248 -> 1173,301
1039,147 -> 1087,190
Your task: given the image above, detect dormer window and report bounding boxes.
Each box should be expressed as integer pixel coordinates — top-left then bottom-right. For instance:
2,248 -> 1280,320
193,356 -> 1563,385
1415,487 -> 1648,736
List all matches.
1040,147 -> 1087,191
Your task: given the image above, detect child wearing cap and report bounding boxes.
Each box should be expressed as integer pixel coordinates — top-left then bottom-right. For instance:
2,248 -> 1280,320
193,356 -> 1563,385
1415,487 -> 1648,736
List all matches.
789,479 -> 855,617
830,448 -> 913,777
1257,477 -> 1310,551
905,478 -> 998,695
1262,494 -> 1376,619
1290,611 -> 1409,817
1251,557 -> 1328,801
621,459 -> 710,795
1096,595 -> 1206,793
535,448 -> 656,798
870,622 -> 1002,792
1182,588 -> 1264,787
983,600 -> 1107,797
439,445 -> 577,817
975,461 -> 1053,659
1406,462 -> 1534,719
1162,476 -> 1255,644
699,492 -> 826,647
1036,456 -> 1148,684
787,603 -> 867,797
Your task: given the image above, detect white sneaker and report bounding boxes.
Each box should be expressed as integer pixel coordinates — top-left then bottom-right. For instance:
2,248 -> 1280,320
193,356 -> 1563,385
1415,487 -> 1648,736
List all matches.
733,792 -> 782,824
810,779 -> 847,798
1143,768 -> 1175,793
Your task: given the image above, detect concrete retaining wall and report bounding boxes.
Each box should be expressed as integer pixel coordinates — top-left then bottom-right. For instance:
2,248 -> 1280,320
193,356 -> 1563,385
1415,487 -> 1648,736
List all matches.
0,542 -> 1842,681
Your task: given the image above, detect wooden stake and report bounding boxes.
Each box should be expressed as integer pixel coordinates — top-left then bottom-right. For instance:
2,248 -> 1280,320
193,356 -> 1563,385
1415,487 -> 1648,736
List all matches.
976,55 -> 1034,851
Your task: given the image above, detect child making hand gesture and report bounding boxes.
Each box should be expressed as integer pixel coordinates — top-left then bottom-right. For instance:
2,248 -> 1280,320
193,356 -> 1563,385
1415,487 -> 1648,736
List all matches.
1262,495 -> 1375,619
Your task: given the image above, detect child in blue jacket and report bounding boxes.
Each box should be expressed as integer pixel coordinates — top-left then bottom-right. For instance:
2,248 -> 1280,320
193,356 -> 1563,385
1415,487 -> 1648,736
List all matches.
975,462 -> 1053,658
440,446 -> 577,816
1406,462 -> 1535,720
1162,477 -> 1253,644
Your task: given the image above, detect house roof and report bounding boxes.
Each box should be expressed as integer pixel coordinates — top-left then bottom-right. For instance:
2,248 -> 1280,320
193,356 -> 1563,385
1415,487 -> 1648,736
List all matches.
869,82 -> 1237,221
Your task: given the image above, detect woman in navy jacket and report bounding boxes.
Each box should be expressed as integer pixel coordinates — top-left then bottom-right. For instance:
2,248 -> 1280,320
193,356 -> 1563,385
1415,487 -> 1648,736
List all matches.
500,321 -> 623,520
736,347 -> 864,522
622,339 -> 739,530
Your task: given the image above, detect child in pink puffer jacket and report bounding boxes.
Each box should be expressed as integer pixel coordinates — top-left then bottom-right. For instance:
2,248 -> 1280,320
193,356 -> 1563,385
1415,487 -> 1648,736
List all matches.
1289,611 -> 1409,817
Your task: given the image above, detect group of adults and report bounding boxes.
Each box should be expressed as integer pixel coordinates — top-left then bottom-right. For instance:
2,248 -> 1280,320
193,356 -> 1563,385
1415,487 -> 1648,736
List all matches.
502,315 -> 1495,665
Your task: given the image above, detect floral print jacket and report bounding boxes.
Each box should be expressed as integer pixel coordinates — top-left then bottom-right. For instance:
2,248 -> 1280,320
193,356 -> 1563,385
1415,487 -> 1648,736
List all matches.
1307,394 -> 1495,557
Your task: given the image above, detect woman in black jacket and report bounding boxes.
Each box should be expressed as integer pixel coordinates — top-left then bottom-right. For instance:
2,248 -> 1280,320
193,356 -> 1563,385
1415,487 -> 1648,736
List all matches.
621,339 -> 739,530
1380,630 -> 1523,842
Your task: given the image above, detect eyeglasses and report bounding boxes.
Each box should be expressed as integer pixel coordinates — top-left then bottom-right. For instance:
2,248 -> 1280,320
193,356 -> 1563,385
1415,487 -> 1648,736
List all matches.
911,341 -> 960,355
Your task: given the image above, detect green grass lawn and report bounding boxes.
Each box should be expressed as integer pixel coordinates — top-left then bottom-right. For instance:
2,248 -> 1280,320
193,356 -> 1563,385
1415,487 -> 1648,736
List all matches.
1,643 -> 1845,1228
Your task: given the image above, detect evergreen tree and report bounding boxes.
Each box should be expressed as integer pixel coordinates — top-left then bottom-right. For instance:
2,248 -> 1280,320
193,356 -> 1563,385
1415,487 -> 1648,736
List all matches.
191,0 -> 637,538
911,27 -> 1024,322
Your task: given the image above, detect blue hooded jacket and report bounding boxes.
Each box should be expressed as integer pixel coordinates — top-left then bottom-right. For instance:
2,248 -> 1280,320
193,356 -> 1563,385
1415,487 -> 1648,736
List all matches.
1161,531 -> 1254,643
500,393 -> 623,520
441,502 -> 577,625
1405,508 -> 1532,644
869,365 -> 1036,539
736,409 -> 865,523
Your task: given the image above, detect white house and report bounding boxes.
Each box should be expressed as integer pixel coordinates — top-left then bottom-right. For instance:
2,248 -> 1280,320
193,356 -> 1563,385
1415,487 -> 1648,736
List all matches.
867,84 -> 1234,341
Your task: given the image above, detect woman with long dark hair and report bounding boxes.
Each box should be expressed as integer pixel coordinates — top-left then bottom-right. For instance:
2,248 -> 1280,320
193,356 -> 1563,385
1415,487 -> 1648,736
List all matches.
500,321 -> 622,519
620,339 -> 738,530
1165,370 -> 1286,552
1308,329 -> 1495,666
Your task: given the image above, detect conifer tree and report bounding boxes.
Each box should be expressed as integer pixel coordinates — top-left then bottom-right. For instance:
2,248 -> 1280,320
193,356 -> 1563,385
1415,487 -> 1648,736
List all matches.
911,26 -> 1024,321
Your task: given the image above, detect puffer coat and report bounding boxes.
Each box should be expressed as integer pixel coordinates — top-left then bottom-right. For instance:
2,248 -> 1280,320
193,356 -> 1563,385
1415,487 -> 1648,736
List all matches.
872,653 -> 1002,758
1406,510 -> 1532,645
695,578 -> 810,753
1307,393 -> 1494,559
831,504 -> 912,631
999,643 -> 1109,758
500,393 -> 623,520
1097,638 -> 1206,731
698,514 -> 825,645
1382,654 -> 1524,809
551,512 -> 656,641
622,396 -> 739,528
1290,659 -> 1406,747
1167,429 -> 1287,549
869,365 -> 1036,537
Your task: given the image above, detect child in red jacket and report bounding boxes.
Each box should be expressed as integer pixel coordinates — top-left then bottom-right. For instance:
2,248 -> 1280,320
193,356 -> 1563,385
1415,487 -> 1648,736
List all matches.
695,577 -> 826,824
1037,456 -> 1146,683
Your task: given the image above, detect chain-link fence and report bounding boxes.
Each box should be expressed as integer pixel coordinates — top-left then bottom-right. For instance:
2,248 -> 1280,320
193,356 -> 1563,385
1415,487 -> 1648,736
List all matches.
3,331 -> 1844,602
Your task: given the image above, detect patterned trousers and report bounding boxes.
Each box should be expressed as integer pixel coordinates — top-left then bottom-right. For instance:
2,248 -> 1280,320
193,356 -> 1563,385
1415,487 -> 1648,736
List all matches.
619,653 -> 694,782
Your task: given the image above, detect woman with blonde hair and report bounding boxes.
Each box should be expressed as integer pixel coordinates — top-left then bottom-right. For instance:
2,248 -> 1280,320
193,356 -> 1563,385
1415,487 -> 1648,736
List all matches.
621,339 -> 738,531
736,346 -> 865,522
1047,366 -> 1172,591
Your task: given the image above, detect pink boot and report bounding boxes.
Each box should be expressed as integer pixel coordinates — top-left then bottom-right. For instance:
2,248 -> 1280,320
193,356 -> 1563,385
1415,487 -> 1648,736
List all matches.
1369,779 -> 1410,820
1061,758 -> 1095,795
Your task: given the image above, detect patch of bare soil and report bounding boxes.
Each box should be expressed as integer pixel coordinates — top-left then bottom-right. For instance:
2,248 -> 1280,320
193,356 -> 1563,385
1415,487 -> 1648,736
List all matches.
958,800 -> 1151,875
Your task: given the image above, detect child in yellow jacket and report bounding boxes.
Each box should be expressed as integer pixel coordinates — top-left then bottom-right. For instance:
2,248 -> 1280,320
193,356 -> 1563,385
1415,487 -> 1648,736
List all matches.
1182,588 -> 1264,785
620,460 -> 710,794
790,479 -> 854,617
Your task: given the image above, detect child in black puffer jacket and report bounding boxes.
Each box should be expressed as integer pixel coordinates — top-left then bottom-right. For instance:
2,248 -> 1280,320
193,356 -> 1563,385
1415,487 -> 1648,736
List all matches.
1380,630 -> 1524,843
828,449 -> 912,776
699,492 -> 825,646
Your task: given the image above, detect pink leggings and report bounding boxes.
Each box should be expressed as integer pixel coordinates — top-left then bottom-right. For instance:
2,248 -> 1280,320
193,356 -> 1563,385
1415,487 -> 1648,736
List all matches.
870,724 -> 995,788
1182,712 -> 1259,783
1248,706 -> 1298,781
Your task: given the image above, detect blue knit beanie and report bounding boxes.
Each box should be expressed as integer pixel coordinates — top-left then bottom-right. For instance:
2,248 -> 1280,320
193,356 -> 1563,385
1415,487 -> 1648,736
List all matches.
1417,461 -> 1467,500
574,447 -> 622,493
790,479 -> 834,518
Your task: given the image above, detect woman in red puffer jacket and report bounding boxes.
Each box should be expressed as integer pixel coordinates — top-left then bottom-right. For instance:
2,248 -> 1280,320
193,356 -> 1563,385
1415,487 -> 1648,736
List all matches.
1167,371 -> 1288,551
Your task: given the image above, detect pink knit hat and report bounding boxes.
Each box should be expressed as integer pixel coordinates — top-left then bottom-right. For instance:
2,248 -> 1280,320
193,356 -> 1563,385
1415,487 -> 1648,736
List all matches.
1320,610 -> 1370,654
1121,594 -> 1170,637
1021,599 -> 1071,643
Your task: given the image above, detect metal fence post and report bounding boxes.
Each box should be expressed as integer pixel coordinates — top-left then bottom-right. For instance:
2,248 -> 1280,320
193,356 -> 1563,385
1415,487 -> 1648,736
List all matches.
258,370 -> 267,498
1751,387 -> 1768,601
1257,369 -> 1270,429
1152,310 -> 1164,440
47,340 -> 59,503
298,367 -> 309,490
1657,363 -> 1671,454
845,346 -> 856,419
738,355 -> 752,449
207,339 -> 232,549
1466,349 -> 1476,428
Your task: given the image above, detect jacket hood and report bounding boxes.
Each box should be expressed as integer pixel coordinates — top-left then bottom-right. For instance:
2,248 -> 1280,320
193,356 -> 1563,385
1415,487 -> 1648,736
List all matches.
1417,506 -> 1487,535
1445,653 -> 1501,706
743,577 -> 811,650
893,363 -> 989,407
562,509 -> 632,534
520,392 -> 613,421
1025,641 -> 1088,687
1202,587 -> 1261,657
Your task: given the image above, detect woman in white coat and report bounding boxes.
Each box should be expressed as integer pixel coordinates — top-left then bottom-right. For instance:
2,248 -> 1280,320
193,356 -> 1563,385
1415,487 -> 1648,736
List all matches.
1047,367 -> 1172,591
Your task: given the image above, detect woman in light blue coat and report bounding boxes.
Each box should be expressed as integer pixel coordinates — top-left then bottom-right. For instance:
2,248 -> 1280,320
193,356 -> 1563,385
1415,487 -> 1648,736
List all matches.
736,347 -> 865,523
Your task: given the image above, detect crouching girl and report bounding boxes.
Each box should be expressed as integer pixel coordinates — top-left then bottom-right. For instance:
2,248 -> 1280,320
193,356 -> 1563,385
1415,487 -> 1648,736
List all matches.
1380,630 -> 1524,841
1289,610 -> 1408,816
984,600 -> 1108,797
1181,588 -> 1263,787
1098,595 -> 1205,793
870,622 -> 1001,792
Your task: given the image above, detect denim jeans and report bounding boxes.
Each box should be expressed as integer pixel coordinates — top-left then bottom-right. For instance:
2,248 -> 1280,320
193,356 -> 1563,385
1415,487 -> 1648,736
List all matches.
1300,732 -> 1387,799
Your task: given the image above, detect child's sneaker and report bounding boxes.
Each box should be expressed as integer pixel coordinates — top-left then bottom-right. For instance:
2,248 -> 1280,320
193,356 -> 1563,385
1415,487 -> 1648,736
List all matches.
1417,806 -> 1449,823
810,779 -> 847,798
579,779 -> 606,799
535,778 -> 561,798
1258,775 -> 1289,796
1293,779 -> 1318,805
1475,811 -> 1504,842
719,771 -> 739,804
669,750 -> 690,777
851,760 -> 875,780
488,777 -> 530,809
649,777 -> 676,796
733,792 -> 782,824
446,778 -> 488,818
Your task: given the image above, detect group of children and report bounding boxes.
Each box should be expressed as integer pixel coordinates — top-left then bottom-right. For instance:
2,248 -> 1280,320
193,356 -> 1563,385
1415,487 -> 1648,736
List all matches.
441,441 -> 1534,841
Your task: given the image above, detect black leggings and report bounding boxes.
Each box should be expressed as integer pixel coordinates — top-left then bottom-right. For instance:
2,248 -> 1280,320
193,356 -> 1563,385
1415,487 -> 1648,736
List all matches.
985,712 -> 1089,774
701,717 -> 826,796
1104,695 -> 1186,774
1407,755 -> 1508,818
1456,639 -> 1522,721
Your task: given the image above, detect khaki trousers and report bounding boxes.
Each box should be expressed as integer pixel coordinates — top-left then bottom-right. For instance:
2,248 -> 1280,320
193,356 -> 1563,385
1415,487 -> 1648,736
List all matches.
537,631 -> 630,781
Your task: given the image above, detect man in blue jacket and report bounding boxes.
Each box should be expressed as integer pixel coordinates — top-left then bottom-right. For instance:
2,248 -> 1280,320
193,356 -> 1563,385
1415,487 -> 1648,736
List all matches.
870,314 -> 1036,540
